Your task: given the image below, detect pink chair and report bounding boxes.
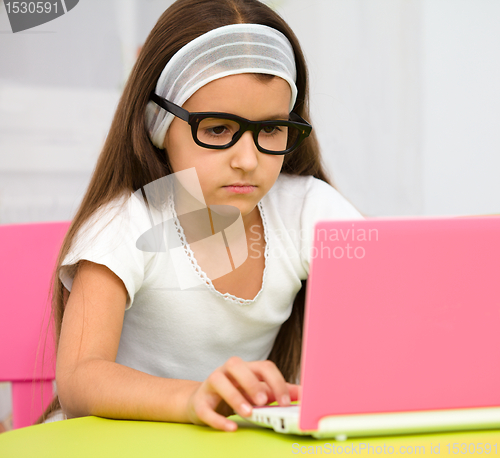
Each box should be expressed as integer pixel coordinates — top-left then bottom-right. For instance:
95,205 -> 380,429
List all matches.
0,221 -> 70,429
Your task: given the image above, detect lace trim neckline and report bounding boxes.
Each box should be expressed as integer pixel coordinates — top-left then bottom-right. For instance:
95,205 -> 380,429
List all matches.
169,195 -> 269,305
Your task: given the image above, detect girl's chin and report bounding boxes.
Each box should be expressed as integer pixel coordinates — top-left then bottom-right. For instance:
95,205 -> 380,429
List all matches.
206,202 -> 257,221
208,194 -> 259,215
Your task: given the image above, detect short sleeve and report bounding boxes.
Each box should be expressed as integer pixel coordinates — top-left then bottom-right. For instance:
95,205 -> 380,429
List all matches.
59,193 -> 152,310
299,177 -> 364,274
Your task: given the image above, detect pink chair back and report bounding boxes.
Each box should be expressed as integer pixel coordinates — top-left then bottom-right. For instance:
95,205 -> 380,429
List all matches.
0,221 -> 70,429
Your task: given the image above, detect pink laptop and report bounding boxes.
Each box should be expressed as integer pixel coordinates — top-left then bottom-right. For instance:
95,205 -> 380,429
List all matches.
248,216 -> 500,439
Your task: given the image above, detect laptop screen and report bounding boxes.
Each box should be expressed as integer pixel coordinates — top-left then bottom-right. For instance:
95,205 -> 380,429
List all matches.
300,217 -> 500,431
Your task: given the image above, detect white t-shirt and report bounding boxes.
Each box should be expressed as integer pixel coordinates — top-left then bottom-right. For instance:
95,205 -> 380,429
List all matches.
59,173 -> 363,383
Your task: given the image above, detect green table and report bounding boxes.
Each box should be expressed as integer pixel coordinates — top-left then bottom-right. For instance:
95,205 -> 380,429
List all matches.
0,415 -> 499,457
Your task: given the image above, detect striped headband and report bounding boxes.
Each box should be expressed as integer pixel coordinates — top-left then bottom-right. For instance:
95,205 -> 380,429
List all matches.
145,23 -> 298,149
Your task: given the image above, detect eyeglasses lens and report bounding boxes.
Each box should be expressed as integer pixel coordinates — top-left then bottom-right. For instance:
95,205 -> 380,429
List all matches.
196,118 -> 301,153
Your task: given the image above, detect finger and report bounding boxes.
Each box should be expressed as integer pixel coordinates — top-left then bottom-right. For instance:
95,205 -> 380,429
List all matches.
241,381 -> 300,405
193,400 -> 238,432
242,380 -> 299,405
207,370 -> 255,419
223,357 -> 270,407
240,381 -> 278,406
247,360 -> 291,407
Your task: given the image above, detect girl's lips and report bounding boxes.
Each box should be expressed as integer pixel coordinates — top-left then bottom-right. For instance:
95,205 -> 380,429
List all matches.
223,185 -> 256,194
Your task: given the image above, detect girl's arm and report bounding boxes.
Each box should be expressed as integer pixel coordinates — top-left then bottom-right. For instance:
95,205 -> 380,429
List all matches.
56,260 -> 296,431
56,260 -> 200,423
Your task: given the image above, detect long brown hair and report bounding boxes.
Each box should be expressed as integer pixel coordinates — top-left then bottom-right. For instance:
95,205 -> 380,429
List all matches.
36,0 -> 333,424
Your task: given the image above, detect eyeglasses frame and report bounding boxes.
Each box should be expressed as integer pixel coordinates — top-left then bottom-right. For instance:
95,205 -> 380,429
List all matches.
150,91 -> 312,155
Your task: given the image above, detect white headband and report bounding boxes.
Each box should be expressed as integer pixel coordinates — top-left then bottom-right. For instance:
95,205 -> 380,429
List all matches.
145,23 -> 298,149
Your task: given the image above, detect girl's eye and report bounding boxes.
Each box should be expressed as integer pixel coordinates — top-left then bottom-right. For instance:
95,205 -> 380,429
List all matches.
208,125 -> 227,135
261,125 -> 282,135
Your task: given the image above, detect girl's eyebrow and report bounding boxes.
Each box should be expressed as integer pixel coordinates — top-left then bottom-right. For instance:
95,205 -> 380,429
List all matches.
265,113 -> 290,120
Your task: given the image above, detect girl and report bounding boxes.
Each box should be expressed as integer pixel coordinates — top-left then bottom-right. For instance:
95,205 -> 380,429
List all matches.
37,0 -> 362,432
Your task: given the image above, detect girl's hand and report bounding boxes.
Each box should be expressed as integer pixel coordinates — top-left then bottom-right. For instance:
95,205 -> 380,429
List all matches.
186,357 -> 300,431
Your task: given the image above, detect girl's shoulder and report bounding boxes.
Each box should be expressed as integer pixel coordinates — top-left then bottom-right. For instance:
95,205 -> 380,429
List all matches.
86,190 -> 165,231
69,190 -> 163,260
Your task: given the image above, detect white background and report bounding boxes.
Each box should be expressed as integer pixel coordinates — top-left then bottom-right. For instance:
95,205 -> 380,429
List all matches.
0,0 -> 499,221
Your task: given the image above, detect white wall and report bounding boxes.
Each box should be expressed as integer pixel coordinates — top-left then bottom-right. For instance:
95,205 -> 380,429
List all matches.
0,0 -> 174,224
1,0 -> 499,225
268,0 -> 423,216
421,0 -> 500,215
269,0 -> 500,216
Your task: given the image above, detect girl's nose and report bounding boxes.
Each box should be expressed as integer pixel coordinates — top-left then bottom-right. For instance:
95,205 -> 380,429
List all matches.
229,131 -> 259,171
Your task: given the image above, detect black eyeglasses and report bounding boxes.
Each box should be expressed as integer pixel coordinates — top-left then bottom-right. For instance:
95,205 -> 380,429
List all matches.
150,92 -> 312,155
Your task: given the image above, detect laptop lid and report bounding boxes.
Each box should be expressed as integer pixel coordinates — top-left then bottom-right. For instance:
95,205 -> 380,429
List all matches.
299,217 -> 500,431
